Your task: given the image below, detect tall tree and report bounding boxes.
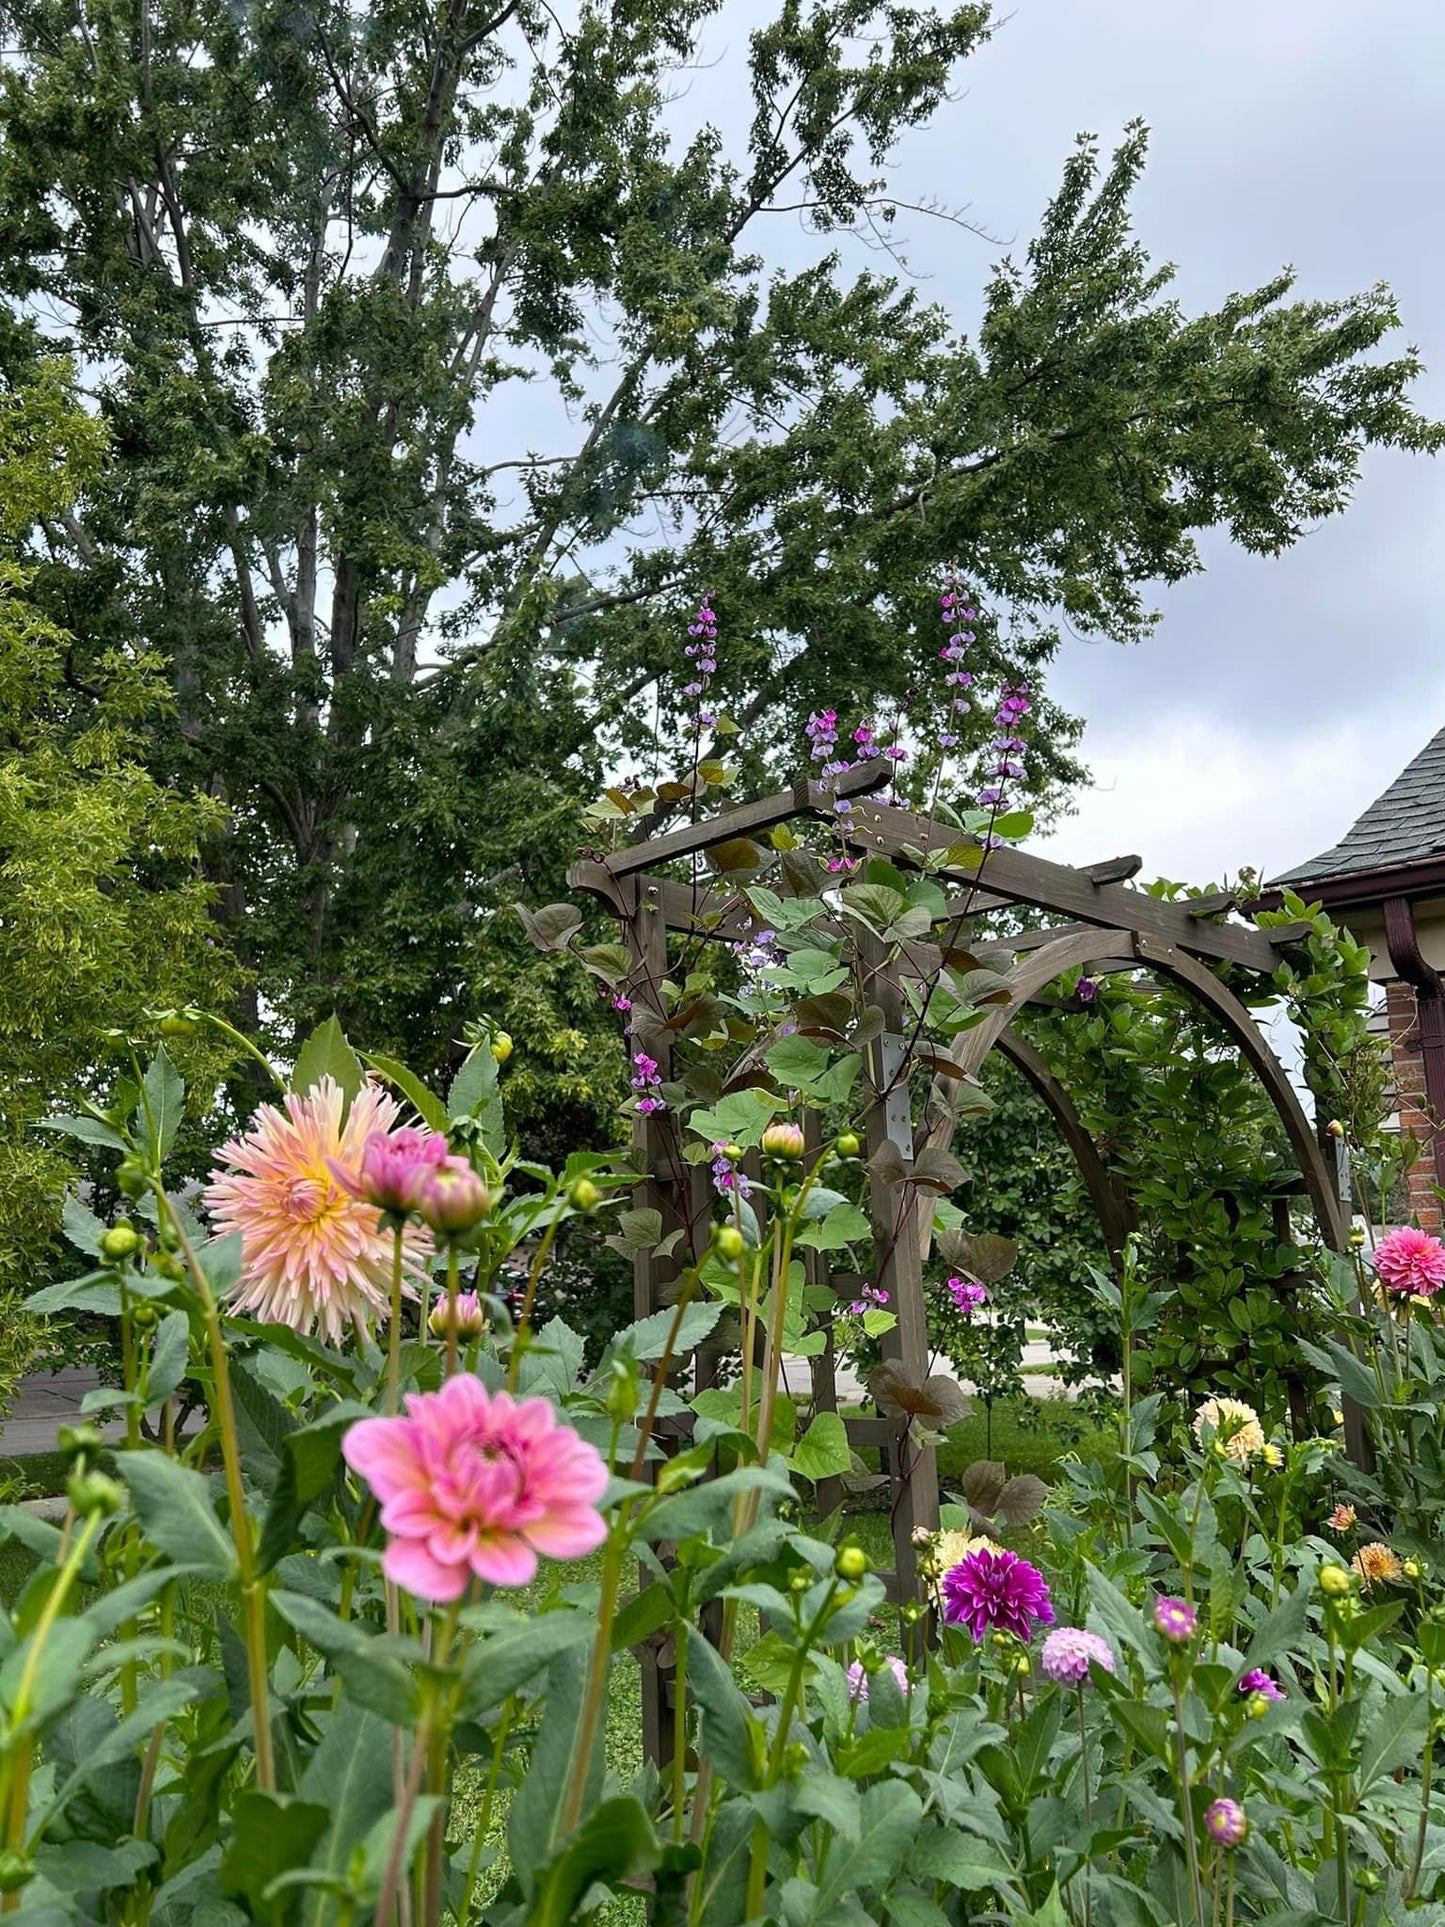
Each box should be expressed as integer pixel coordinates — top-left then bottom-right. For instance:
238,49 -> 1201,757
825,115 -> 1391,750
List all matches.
0,362 -> 233,1341
0,0 -> 1435,1076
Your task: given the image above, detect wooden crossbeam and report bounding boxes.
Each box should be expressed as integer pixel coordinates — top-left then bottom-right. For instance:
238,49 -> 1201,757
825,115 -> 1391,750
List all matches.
1080,854 -> 1143,884
842,798 -> 1283,975
601,758 -> 893,879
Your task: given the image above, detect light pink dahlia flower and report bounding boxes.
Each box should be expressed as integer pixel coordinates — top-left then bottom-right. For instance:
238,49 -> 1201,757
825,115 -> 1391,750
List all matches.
205,1076 -> 431,1343
342,1376 -> 609,1599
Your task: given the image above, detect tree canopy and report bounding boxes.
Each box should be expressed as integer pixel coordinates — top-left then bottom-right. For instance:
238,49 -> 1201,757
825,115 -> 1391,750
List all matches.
0,363 -> 233,1332
0,0 -> 1436,1072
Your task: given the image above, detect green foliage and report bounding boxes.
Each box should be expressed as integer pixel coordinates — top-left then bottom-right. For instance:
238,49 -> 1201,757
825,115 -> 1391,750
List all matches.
0,1 -> 1434,1087
0,366 -> 236,1387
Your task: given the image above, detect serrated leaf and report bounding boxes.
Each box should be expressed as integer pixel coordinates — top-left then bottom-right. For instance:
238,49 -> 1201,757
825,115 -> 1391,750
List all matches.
119,1452 -> 237,1581
290,1017 -> 363,1110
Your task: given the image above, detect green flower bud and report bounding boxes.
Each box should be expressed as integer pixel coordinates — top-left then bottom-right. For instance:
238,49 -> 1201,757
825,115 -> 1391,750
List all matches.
1247,1692 -> 1271,1720
157,1013 -> 197,1038
130,1301 -> 161,1331
1404,1558 -> 1424,1580
835,1132 -> 861,1158
58,1423 -> 104,1461
789,1569 -> 810,1593
116,1156 -> 148,1200
1353,1867 -> 1383,1893
67,1470 -> 125,1518
722,1144 -> 744,1162
715,1224 -> 745,1260
835,1544 -> 870,1582
490,1031 -> 513,1065
101,1223 -> 142,1261
0,1851 -> 33,1894
567,1177 -> 601,1213
153,1251 -> 186,1282
1319,1564 -> 1352,1597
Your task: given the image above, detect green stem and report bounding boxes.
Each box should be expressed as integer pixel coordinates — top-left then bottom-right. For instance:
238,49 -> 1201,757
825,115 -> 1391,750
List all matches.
1172,1674 -> 1205,1927
1407,1673 -> 1434,1898
559,1523 -> 626,1836
505,1213 -> 561,1392
386,1224 -> 406,1415
443,1245 -> 461,1380
0,1513 -> 102,1896
457,1697 -> 516,1927
672,1625 -> 689,1844
158,1191 -> 275,1792
196,1012 -> 288,1092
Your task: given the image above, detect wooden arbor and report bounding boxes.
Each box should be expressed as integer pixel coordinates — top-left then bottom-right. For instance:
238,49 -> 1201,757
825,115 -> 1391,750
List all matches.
568,759 -> 1353,1756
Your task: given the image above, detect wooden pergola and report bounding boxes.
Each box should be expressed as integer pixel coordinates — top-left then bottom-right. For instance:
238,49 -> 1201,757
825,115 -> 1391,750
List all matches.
568,758 -> 1355,1763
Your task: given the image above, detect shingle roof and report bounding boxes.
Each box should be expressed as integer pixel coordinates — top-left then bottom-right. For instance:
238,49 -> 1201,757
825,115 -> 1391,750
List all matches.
1274,724 -> 1445,886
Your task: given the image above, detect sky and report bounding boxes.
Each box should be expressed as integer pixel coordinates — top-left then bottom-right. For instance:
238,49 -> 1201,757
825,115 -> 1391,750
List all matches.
683,0 -> 1445,887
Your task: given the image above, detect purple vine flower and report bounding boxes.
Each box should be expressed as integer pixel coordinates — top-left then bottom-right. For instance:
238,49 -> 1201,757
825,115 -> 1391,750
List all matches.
945,1275 -> 988,1316
938,567 -> 976,751
685,595 -> 718,731
631,1051 -> 665,1115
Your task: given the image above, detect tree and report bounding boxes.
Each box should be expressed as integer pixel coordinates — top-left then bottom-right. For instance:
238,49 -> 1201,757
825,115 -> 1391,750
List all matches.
0,0 -> 1435,1076
0,363 -> 234,1356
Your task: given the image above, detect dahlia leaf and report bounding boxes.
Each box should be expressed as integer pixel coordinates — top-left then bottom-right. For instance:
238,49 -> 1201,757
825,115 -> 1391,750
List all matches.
290,1016 -> 364,1112
118,1451 -> 237,1582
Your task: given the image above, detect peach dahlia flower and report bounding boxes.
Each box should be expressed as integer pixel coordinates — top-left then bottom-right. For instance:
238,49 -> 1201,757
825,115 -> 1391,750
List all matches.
205,1076 -> 430,1343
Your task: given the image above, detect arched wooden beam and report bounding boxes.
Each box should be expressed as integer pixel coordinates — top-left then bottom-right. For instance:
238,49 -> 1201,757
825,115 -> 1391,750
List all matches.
1130,934 -> 1349,1253
994,1027 -> 1136,1261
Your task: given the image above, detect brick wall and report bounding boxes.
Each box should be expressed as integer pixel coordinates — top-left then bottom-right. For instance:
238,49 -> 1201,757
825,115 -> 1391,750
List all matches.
1384,978 -> 1444,1232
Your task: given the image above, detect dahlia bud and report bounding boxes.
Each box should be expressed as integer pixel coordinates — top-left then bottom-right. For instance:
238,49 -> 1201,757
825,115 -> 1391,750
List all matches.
130,1300 -> 161,1331
835,1545 -> 869,1582
761,1122 -> 805,1159
789,1569 -> 811,1593
715,1224 -> 745,1260
429,1291 -> 487,1341
58,1423 -> 104,1462
1326,1118 -> 1345,1139
1349,1225 -> 1366,1250
101,1224 -> 142,1262
1404,1558 -> 1424,1580
1319,1565 -> 1352,1597
157,1013 -> 197,1038
116,1157 -> 148,1200
567,1178 -> 601,1212
1204,1799 -> 1247,1849
0,1852 -> 33,1894
67,1470 -> 125,1518
1152,1596 -> 1197,1644
335,1127 -> 451,1217
1247,1693 -> 1271,1720
491,1031 -> 514,1065
835,1131 -> 861,1157
417,1161 -> 491,1238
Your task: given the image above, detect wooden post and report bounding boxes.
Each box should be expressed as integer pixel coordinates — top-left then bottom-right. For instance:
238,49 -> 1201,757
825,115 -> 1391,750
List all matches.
622,875 -> 691,1767
858,934 -> 939,1602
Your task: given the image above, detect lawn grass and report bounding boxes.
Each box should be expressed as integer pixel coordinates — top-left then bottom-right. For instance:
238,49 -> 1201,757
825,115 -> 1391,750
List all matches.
0,1450 -> 69,1500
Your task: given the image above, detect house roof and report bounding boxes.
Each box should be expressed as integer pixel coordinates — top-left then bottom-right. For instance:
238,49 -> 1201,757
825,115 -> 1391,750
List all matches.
1274,724 -> 1445,888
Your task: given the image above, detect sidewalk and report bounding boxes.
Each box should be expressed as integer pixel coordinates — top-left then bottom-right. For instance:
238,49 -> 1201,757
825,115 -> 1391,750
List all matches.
0,1368 -> 123,1458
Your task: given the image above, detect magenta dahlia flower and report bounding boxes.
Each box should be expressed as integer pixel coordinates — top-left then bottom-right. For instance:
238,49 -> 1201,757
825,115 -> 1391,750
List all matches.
330,1125 -> 452,1217
1238,1668 -> 1284,1701
343,1376 -> 609,1599
1373,1226 -> 1445,1298
206,1077 -> 431,1343
1152,1595 -> 1197,1644
1204,1798 -> 1248,1848
1040,1627 -> 1115,1685
941,1547 -> 1054,1642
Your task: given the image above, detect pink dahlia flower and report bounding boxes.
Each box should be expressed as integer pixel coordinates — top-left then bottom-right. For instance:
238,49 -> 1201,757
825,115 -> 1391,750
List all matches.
846,1655 -> 909,1702
1373,1226 -> 1445,1298
1040,1627 -> 1115,1685
342,1376 -> 609,1599
330,1126 -> 451,1216
206,1077 -> 432,1344
941,1547 -> 1054,1642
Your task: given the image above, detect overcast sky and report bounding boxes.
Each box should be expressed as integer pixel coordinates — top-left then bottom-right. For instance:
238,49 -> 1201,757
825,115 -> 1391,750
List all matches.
689,0 -> 1445,887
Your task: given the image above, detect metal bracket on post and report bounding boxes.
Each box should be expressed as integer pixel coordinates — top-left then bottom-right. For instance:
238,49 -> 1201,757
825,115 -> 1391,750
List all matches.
879,1033 -> 915,1159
